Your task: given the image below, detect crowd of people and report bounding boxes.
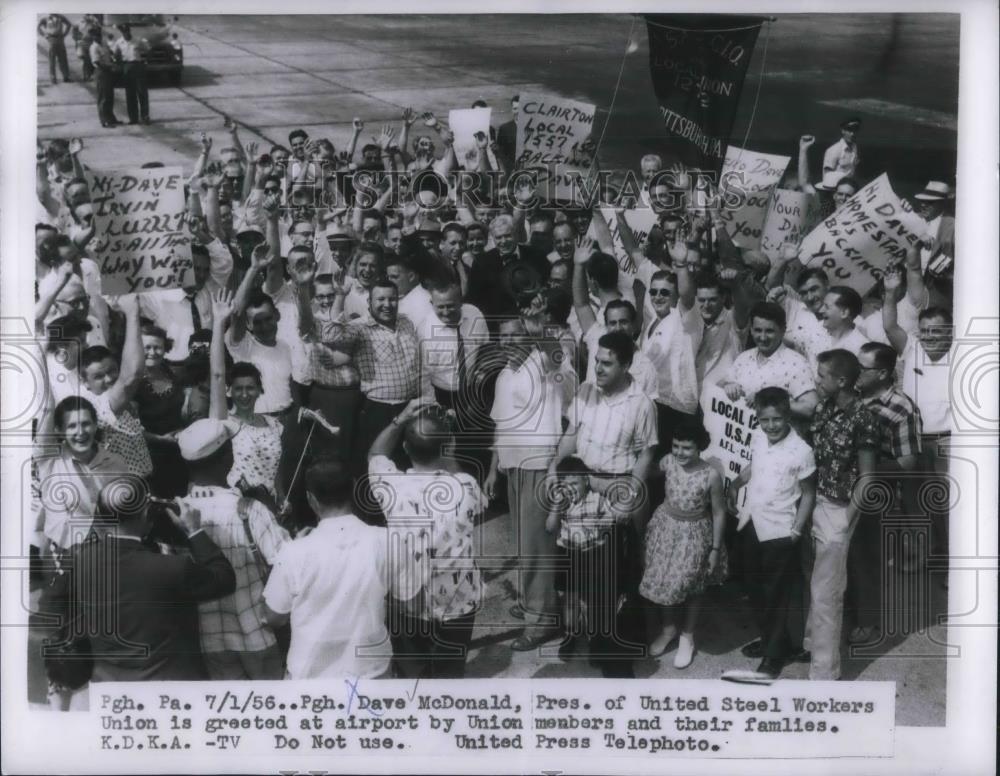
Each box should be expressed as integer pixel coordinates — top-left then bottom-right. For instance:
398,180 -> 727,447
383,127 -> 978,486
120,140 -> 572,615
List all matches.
31,85 -> 956,708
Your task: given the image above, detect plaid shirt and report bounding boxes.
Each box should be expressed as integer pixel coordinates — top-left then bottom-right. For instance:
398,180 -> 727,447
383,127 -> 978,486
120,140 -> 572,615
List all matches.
862,387 -> 923,462
810,394 -> 881,502
185,486 -> 290,653
308,313 -> 360,388
556,490 -> 625,550
321,315 -> 420,403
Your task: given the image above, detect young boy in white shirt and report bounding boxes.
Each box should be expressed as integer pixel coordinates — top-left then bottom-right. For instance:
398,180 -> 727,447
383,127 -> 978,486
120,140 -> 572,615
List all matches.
730,387 -> 817,679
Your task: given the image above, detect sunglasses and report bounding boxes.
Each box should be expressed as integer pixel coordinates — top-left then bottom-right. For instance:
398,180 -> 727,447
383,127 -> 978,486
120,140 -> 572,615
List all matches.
648,289 -> 673,298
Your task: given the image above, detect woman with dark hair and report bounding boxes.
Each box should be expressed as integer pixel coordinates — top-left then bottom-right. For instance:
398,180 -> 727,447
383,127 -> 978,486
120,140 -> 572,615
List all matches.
34,395 -> 131,556
640,420 -> 728,670
135,323 -> 188,497
208,290 -> 283,505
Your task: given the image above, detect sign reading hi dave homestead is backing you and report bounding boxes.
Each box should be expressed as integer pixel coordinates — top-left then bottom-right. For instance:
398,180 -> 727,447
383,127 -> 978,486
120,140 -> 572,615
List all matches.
87,167 -> 191,296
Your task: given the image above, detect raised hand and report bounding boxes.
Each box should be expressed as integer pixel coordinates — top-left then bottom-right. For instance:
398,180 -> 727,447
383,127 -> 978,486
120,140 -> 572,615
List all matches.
441,129 -> 455,147
262,191 -> 281,215
256,155 -> 274,179
199,132 -> 213,155
402,107 -> 417,127
352,117 -> 364,133
250,243 -> 271,271
882,264 -> 903,292
667,237 -> 688,266
68,137 -> 84,156
210,287 -> 234,321
401,199 -> 420,222
779,240 -> 800,264
288,254 -> 317,286
766,285 -> 788,304
903,244 -> 922,271
799,134 -> 815,149
200,163 -> 224,190
376,124 -> 396,151
421,111 -> 438,128
513,176 -> 535,206
245,141 -> 258,160
670,161 -> 689,190
574,236 -> 597,265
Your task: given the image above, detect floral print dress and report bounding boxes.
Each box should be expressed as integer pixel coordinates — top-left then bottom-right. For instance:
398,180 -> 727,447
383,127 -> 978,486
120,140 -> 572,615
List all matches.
640,454 -> 727,606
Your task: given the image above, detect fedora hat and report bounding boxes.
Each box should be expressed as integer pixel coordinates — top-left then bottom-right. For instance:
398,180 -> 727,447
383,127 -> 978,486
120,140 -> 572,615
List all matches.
814,170 -> 847,191
913,181 -> 954,201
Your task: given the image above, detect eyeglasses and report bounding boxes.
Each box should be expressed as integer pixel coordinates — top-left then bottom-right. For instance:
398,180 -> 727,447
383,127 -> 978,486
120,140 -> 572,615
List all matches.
648,289 -> 673,298
314,293 -> 336,301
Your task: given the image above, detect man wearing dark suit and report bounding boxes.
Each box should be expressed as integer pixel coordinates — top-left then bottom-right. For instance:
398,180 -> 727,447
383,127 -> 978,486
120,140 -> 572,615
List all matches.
52,479 -> 236,683
495,94 -> 520,173
467,213 -> 551,326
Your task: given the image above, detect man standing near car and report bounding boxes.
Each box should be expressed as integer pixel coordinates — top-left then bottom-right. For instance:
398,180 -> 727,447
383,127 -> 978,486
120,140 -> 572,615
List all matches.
89,29 -> 119,128
112,23 -> 150,125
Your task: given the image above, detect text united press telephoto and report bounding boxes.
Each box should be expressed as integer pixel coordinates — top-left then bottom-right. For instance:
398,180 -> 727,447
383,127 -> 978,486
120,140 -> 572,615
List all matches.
3,4 -> 997,776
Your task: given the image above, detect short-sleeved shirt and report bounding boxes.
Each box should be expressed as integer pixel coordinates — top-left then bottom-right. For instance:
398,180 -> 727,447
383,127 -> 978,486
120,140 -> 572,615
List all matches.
321,316 -> 420,404
399,285 -> 433,330
224,331 -> 293,413
809,395 -> 881,503
640,303 -> 704,414
557,490 -> 625,550
567,380 -> 658,475
862,387 -> 923,462
724,344 -> 815,404
185,485 -> 289,654
696,307 -> 747,393
745,429 -> 816,541
491,349 -> 575,471
263,515 -> 390,679
822,138 -> 859,178
902,339 -> 952,434
368,455 -> 483,622
81,388 -> 153,477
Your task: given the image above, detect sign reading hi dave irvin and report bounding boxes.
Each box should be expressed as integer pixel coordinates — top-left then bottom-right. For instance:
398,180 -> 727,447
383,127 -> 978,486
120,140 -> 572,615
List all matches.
88,167 -> 191,296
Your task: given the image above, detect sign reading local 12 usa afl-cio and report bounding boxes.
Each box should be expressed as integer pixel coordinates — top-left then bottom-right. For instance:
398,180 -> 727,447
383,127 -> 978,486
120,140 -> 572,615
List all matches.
86,167 -> 192,296
700,383 -> 757,501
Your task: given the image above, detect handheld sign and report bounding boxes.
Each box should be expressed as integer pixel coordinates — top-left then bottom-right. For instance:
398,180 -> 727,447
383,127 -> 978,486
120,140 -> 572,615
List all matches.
599,206 -> 659,276
760,189 -> 818,262
798,173 -> 925,295
700,383 -> 757,508
448,107 -> 492,169
718,146 -> 791,250
87,167 -> 190,296
515,92 -> 596,200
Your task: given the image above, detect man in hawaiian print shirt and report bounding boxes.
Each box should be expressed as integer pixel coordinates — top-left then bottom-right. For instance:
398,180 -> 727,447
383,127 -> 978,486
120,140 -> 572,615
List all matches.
368,398 -> 486,679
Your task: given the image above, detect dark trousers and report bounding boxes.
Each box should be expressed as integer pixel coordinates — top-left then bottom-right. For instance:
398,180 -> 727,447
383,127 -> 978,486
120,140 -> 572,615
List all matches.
94,66 -> 117,124
741,521 -> 804,660
433,385 -> 490,479
567,527 -> 644,674
388,606 -> 476,679
122,61 -> 149,122
79,45 -> 94,80
305,383 -> 362,462
353,398 -> 408,524
47,38 -> 70,81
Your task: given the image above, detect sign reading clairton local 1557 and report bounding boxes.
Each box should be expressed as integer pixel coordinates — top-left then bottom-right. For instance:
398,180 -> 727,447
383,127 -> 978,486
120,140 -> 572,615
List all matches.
515,92 -> 596,199
87,167 -> 191,296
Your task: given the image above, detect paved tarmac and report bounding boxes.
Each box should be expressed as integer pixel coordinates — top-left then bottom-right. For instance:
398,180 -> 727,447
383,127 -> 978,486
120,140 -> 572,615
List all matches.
34,13 -> 955,726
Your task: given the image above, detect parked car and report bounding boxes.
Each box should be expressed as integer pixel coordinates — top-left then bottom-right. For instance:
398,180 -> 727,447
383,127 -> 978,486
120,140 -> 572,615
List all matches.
104,14 -> 183,87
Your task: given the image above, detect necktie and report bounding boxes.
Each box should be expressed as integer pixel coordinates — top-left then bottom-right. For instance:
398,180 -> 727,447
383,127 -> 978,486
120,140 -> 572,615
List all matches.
455,325 -> 468,395
188,294 -> 202,332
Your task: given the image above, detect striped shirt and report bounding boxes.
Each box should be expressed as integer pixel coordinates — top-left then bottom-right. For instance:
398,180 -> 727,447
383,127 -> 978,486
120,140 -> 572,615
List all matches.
567,379 -> 658,475
862,386 -> 923,462
321,315 -> 420,403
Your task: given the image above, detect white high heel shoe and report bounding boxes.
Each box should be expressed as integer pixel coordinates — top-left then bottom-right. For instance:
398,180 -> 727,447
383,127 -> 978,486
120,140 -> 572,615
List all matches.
674,634 -> 695,669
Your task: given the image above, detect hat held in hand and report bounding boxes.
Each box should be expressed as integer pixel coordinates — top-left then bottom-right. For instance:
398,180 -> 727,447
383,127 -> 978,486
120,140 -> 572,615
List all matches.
177,418 -> 241,461
913,181 -> 955,201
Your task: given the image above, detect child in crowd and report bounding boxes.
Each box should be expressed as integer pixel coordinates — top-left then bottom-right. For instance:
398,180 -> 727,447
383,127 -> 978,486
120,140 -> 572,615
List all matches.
640,421 -> 727,669
731,387 -> 817,679
546,457 -> 634,678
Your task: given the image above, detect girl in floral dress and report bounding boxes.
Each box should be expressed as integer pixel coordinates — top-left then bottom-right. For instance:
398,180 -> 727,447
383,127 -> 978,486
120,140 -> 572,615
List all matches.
640,421 -> 727,669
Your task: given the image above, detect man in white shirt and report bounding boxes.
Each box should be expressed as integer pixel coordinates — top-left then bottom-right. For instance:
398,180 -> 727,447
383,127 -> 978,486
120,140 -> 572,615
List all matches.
263,458 -> 391,679
582,300 -> 658,398
486,316 -> 576,651
817,285 -> 870,358
822,117 -> 861,179
111,24 -> 150,125
387,254 -> 432,328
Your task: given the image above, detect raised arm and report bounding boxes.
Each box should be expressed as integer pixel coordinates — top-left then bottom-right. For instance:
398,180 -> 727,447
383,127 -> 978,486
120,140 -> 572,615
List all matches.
67,138 -> 88,193
35,263 -> 76,329
36,144 -> 60,219
209,288 -> 233,420
667,237 -> 696,311
902,244 -> 929,308
434,128 -> 458,180
881,264 -> 909,354
797,135 -> 817,193
261,193 -> 284,296
199,166 -> 226,242
105,295 -> 145,414
572,236 -> 598,334
399,108 -> 417,166
241,141 -> 258,203
230,245 -> 270,344
347,118 -> 364,164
